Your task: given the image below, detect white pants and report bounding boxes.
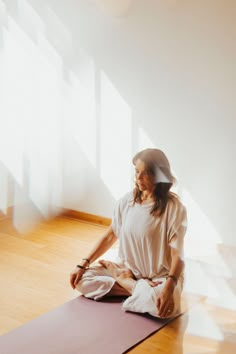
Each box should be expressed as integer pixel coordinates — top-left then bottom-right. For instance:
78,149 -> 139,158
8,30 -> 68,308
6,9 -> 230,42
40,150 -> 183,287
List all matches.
76,264 -> 182,318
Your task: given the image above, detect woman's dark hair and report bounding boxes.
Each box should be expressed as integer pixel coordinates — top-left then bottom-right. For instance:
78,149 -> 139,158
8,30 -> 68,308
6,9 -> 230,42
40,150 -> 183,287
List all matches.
132,148 -> 176,216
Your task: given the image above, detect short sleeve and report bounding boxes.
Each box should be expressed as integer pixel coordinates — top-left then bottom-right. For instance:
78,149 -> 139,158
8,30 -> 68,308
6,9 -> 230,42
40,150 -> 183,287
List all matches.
111,192 -> 132,238
167,199 -> 187,257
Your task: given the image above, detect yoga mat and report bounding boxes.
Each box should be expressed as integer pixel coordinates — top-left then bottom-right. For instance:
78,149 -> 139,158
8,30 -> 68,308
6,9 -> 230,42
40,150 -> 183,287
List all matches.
0,296 -> 173,354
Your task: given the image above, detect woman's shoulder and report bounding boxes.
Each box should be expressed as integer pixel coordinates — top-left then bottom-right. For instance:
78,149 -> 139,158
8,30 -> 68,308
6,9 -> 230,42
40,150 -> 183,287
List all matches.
114,191 -> 134,209
167,192 -> 186,212
118,191 -> 134,206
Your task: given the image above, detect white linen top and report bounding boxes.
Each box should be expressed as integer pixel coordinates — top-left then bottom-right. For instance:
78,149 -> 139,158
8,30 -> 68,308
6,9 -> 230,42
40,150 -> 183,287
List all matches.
112,192 -> 187,281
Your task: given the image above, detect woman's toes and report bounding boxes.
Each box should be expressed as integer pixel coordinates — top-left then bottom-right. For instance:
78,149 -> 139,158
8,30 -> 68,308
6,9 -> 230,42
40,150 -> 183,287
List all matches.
99,260 -> 110,268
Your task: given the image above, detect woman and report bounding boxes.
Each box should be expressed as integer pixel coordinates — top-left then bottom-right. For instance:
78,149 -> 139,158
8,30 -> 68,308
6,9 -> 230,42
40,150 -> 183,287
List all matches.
70,148 -> 187,318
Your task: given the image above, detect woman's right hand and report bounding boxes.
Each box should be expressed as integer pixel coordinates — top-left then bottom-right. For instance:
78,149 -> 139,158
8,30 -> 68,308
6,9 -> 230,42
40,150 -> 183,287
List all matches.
70,266 -> 85,289
69,226 -> 117,290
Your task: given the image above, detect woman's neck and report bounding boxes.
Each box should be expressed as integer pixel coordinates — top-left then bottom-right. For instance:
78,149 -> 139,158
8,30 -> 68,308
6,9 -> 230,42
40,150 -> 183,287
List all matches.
141,191 -> 153,202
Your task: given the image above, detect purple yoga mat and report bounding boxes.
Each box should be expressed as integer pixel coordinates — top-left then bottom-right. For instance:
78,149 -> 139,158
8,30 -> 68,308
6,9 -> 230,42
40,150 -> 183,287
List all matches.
0,296 -> 173,354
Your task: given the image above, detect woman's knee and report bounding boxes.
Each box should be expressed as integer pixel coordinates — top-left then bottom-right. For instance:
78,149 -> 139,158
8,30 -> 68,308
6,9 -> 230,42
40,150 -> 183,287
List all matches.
122,278 -> 181,318
76,275 -> 116,300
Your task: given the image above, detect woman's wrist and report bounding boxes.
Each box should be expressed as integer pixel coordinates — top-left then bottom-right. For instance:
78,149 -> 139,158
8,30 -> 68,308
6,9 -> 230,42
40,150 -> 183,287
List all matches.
164,276 -> 177,292
76,264 -> 88,270
167,274 -> 178,285
82,258 -> 90,265
76,258 -> 91,270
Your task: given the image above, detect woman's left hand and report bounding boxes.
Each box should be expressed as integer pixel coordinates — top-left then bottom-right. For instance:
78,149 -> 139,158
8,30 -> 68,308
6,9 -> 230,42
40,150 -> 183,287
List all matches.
156,287 -> 174,318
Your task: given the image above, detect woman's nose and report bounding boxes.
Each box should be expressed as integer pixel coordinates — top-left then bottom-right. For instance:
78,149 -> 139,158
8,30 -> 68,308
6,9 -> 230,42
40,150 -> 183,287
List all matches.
137,172 -> 143,180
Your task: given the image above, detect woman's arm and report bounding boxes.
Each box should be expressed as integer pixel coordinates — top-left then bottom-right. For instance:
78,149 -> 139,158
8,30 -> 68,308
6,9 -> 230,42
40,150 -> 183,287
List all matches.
70,225 -> 117,289
156,237 -> 184,317
164,245 -> 184,289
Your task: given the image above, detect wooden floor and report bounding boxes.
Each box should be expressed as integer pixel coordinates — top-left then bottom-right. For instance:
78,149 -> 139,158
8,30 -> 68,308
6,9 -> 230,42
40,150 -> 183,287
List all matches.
0,214 -> 236,353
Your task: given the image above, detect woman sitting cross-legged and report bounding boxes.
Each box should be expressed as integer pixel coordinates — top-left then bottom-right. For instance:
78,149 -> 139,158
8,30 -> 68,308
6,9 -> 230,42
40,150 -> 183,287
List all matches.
69,148 -> 187,319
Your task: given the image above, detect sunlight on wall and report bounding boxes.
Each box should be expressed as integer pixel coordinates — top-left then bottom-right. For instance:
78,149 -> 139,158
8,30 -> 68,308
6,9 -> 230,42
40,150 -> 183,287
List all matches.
138,127 -> 155,150
100,71 -> 132,199
182,188 -> 222,252
18,0 -> 45,40
63,56 -> 96,168
0,1 -> 63,222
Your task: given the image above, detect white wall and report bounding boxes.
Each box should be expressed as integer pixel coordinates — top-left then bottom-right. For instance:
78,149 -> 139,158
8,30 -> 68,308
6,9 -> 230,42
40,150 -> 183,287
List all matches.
0,0 -> 235,248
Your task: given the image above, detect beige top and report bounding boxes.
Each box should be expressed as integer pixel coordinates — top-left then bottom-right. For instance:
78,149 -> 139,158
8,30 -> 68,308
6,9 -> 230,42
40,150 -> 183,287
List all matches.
112,192 -> 187,281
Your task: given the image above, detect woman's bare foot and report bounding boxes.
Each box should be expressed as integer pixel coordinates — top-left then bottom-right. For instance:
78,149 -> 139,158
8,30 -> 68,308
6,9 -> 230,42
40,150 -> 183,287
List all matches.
144,279 -> 163,287
99,260 -> 134,279
99,260 -> 136,295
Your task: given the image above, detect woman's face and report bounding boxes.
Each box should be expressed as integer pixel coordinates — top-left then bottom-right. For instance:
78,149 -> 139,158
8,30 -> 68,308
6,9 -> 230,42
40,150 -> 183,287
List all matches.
134,159 -> 155,193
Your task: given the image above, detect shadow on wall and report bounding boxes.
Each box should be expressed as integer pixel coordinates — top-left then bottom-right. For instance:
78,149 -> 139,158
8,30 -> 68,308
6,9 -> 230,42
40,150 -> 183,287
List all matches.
62,135 -> 117,217
0,160 -> 46,234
